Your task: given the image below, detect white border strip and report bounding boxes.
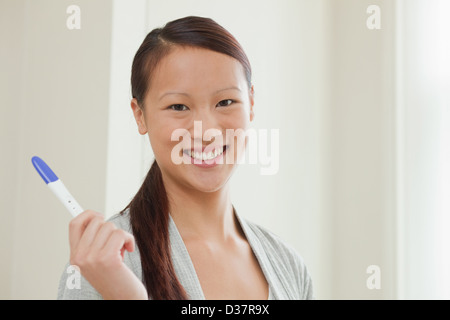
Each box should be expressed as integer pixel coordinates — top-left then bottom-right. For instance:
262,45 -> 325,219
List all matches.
394,0 -> 405,300
105,0 -> 150,218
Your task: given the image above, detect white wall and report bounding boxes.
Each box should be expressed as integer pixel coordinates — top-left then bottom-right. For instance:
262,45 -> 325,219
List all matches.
0,0 -> 24,298
326,0 -> 397,299
396,0 -> 450,299
104,0 -> 153,219
0,0 -> 112,299
4,0 -> 447,300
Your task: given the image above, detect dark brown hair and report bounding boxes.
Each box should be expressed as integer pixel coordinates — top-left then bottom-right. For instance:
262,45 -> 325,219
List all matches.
121,16 -> 252,300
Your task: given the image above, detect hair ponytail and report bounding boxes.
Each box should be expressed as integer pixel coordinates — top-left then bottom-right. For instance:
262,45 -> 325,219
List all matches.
121,160 -> 187,300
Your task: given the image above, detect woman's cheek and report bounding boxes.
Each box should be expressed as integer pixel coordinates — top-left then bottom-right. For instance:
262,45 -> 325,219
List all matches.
221,114 -> 248,164
148,125 -> 173,160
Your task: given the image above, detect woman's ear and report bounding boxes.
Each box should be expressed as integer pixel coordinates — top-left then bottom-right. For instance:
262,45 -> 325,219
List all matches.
131,98 -> 148,135
249,85 -> 255,122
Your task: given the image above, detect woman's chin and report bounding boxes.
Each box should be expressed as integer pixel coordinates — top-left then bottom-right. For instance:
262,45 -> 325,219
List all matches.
183,169 -> 232,193
188,178 -> 228,193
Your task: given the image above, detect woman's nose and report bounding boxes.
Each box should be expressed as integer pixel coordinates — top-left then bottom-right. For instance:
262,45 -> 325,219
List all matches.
191,109 -> 222,141
191,120 -> 222,146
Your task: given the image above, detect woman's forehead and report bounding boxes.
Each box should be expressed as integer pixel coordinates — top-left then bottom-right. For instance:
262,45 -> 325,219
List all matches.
148,46 -> 247,99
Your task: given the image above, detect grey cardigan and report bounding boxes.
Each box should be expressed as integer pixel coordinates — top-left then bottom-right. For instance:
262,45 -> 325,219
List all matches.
57,209 -> 313,300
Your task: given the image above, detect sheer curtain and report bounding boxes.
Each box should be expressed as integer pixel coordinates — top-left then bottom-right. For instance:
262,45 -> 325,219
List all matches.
396,0 -> 450,299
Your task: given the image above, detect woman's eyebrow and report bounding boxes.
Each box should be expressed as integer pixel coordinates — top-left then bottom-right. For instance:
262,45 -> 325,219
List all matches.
158,86 -> 241,101
159,91 -> 190,101
214,86 -> 241,94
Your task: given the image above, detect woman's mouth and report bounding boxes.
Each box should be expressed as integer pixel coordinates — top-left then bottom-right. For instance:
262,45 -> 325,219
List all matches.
183,145 -> 228,167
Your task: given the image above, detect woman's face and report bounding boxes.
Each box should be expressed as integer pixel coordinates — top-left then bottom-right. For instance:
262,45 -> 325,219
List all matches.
131,46 -> 254,193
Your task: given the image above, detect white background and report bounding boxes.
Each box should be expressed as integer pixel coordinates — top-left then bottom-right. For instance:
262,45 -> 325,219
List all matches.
1,0 -> 449,299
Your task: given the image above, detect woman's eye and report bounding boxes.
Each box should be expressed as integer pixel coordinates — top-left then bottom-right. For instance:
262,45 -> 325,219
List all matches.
169,104 -> 188,111
217,99 -> 234,107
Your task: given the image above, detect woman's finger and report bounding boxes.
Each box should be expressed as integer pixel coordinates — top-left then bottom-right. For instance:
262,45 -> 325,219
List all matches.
68,210 -> 103,252
90,221 -> 117,252
79,217 -> 105,251
101,229 -> 135,265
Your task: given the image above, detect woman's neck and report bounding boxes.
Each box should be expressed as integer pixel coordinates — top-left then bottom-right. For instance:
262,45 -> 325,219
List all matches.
164,178 -> 239,243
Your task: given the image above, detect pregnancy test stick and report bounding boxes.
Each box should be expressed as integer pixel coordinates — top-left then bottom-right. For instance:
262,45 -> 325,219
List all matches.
31,156 -> 84,217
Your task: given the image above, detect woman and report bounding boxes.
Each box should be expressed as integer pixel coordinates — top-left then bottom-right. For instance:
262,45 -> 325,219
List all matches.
58,16 -> 313,300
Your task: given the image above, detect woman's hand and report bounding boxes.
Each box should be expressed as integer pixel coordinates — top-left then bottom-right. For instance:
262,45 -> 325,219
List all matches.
69,210 -> 148,300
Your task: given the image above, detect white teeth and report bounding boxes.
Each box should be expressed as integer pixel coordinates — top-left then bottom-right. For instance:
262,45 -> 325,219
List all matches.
186,147 -> 224,161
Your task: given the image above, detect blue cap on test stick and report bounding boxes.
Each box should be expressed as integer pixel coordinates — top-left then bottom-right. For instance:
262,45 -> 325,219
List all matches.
31,156 -> 59,184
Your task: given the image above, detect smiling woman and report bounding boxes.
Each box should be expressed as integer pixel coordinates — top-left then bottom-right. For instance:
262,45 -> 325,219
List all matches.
57,16 -> 313,300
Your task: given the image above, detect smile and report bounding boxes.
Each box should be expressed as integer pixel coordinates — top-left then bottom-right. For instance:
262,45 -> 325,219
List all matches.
184,145 -> 227,161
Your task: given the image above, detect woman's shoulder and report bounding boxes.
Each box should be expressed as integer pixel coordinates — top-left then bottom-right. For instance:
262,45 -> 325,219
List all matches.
107,209 -> 132,232
242,218 -> 304,264
240,217 -> 314,299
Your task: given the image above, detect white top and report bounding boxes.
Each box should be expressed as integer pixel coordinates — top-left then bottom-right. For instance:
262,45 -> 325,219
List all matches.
57,208 -> 314,300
